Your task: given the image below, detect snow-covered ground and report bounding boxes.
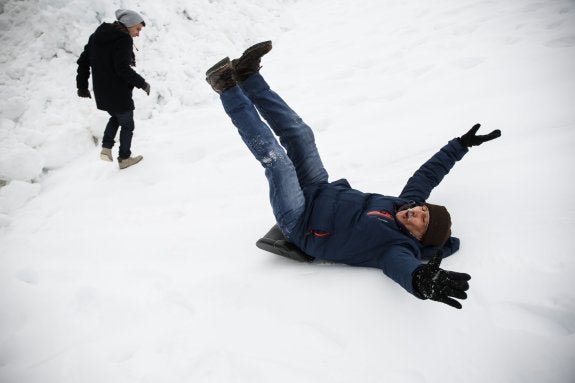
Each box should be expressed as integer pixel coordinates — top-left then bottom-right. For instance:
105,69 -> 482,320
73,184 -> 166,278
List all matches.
1,0 -> 574,382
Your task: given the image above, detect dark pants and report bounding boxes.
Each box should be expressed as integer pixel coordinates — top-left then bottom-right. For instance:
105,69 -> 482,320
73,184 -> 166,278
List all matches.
102,110 -> 135,159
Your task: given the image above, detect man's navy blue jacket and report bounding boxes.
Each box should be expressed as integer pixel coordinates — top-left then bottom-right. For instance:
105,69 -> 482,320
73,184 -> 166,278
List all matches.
291,138 -> 468,296
76,22 -> 147,112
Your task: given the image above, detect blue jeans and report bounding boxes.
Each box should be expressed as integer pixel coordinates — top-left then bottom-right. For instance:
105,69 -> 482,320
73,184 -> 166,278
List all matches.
220,73 -> 329,239
102,110 -> 135,159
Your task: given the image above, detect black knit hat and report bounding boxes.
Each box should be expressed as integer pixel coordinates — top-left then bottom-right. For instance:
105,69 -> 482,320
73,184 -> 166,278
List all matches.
421,203 -> 452,247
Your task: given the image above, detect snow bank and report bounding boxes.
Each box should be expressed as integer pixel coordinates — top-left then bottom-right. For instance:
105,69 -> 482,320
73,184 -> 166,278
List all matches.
0,0 -> 294,216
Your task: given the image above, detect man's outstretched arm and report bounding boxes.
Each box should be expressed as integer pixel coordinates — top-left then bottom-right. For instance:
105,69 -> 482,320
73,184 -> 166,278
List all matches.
76,44 -> 91,97
399,124 -> 501,203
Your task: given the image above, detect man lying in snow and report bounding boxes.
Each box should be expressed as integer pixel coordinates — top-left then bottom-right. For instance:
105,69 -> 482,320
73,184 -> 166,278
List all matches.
206,41 -> 501,309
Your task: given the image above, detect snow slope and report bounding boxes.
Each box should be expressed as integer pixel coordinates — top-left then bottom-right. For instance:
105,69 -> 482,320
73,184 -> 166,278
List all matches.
1,0 -> 575,382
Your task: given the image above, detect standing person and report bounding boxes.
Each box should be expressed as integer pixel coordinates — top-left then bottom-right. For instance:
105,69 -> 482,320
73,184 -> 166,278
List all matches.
76,9 -> 150,170
206,41 -> 502,309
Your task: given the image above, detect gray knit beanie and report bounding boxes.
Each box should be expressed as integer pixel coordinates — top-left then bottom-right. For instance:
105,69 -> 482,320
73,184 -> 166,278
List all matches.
115,9 -> 146,28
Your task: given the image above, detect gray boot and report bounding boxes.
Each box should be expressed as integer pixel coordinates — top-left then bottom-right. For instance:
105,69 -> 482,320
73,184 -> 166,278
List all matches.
100,147 -> 113,162
118,155 -> 143,170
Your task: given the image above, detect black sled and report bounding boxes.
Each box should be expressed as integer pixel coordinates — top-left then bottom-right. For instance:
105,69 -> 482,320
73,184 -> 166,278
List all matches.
256,224 -> 315,263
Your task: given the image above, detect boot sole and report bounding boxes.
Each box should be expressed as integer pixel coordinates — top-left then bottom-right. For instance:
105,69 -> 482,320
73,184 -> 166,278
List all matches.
100,154 -> 113,162
231,41 -> 273,82
232,41 -> 273,69
241,41 -> 272,59
205,57 -> 231,77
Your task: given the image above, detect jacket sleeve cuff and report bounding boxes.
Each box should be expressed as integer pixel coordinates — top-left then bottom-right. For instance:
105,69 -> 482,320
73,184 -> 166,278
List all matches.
449,137 -> 469,159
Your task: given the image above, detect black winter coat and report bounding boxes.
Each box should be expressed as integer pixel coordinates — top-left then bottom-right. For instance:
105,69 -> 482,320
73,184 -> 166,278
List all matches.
76,22 -> 147,112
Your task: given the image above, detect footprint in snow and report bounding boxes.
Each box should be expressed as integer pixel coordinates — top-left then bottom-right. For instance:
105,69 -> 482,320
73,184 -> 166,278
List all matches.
452,56 -> 485,70
545,35 -> 575,48
107,344 -> 137,363
180,146 -> 206,163
490,301 -> 575,337
15,268 -> 39,285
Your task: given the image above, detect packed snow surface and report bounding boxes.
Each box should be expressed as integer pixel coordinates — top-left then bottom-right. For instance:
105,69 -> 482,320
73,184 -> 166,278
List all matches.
1,0 -> 574,382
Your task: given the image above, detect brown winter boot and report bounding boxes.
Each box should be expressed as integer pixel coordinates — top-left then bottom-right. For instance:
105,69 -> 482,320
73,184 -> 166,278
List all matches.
231,40 -> 272,82
205,57 -> 236,94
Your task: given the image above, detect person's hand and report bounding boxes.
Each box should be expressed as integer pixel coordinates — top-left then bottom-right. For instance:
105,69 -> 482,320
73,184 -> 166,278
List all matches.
458,123 -> 501,147
77,88 -> 91,98
413,249 -> 471,309
143,82 -> 151,96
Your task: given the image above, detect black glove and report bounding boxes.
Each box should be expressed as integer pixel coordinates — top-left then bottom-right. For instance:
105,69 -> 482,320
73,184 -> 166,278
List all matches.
458,123 -> 501,147
77,88 -> 91,98
412,249 -> 471,309
143,82 -> 151,96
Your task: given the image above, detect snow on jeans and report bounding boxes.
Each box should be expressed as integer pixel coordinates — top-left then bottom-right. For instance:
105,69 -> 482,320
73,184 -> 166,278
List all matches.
220,73 -> 329,240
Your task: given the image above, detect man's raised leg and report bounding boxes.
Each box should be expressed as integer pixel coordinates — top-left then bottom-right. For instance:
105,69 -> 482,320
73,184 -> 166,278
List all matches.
241,74 -> 329,188
210,60 -> 305,239
232,41 -> 329,189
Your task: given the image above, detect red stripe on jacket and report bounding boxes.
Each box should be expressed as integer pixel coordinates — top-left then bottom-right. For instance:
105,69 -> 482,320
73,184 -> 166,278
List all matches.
367,211 -> 395,220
